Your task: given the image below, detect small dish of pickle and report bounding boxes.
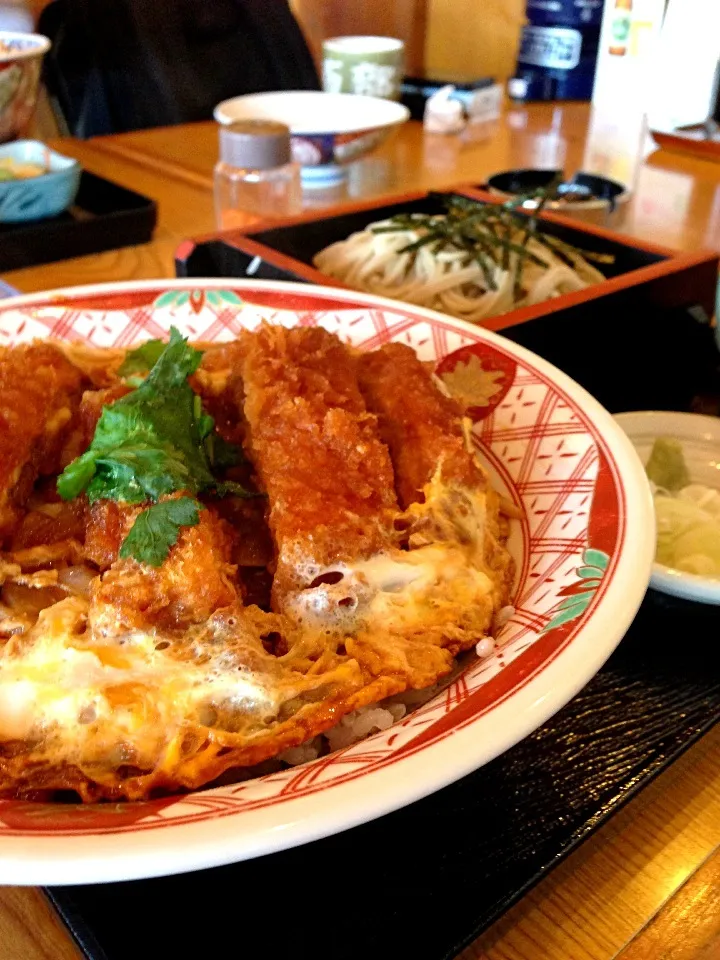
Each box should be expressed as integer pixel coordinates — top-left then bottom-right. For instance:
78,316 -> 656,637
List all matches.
0,139 -> 81,222
615,410 -> 720,604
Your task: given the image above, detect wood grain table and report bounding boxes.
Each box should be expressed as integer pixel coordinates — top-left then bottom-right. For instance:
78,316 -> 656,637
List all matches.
0,103 -> 719,960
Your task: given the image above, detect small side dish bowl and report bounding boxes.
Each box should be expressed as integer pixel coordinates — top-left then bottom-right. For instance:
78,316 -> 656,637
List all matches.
615,410 -> 720,604
214,90 -> 410,184
486,168 -> 630,230
0,31 -> 50,143
0,139 -> 81,222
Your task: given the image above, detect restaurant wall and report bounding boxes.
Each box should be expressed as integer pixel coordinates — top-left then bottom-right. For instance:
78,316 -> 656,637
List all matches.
424,0 -> 526,80
292,0 -> 526,82
291,0 -> 428,74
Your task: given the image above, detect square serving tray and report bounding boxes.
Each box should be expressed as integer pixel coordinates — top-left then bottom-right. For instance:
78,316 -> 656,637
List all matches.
0,171 -> 157,272
176,186 -> 719,324
176,187 -> 720,415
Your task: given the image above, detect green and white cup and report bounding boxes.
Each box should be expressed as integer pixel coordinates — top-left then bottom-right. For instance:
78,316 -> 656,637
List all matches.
322,36 -> 405,101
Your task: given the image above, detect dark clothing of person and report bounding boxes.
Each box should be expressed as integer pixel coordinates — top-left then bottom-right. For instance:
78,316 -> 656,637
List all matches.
39,0 -> 319,137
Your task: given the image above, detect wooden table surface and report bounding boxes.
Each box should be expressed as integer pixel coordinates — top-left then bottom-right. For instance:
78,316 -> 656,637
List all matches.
1,103 -> 719,960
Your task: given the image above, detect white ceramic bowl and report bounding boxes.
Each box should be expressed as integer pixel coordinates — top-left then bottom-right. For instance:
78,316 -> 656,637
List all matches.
214,90 -> 410,182
0,279 -> 653,884
0,32 -> 50,144
615,410 -> 720,604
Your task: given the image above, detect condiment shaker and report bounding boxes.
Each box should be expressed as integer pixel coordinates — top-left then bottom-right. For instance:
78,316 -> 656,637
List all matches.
214,119 -> 302,230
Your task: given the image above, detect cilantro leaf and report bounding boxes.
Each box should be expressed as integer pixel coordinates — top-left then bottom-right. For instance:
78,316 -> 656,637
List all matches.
57,450 -> 98,500
57,327 -> 257,563
58,328 -> 216,503
85,443 -> 192,504
142,326 -> 203,387
119,497 -> 202,567
118,339 -> 167,378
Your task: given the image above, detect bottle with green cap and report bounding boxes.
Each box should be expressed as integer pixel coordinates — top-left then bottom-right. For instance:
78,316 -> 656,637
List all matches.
214,119 -> 302,229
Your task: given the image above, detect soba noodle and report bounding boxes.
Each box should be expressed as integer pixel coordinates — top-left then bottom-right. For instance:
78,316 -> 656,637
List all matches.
314,216 -> 607,325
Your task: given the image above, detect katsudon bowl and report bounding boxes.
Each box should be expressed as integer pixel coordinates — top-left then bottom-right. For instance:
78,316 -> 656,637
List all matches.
0,278 -> 652,885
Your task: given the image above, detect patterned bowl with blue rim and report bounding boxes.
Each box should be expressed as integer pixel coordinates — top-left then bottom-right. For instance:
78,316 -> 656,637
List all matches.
214,90 -> 410,185
0,139 -> 81,222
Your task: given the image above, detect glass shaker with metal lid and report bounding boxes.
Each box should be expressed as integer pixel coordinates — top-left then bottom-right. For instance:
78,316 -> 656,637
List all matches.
214,119 -> 302,230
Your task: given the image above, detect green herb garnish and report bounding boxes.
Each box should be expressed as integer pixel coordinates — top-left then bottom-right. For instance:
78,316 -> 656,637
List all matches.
118,338 -> 166,377
119,497 -> 202,567
59,327 -> 253,566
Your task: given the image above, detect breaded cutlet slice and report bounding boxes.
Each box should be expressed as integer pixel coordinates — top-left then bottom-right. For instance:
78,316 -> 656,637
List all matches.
357,342 -> 514,602
0,343 -> 86,542
239,323 -> 399,609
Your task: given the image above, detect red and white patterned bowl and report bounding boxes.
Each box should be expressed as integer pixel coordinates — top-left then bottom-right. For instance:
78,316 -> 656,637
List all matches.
0,32 -> 50,144
0,280 -> 654,884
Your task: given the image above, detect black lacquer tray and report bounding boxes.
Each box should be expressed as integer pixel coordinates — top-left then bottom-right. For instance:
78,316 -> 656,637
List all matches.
0,172 -> 156,272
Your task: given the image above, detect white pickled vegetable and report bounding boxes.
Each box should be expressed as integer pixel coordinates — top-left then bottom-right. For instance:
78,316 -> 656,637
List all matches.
653,485 -> 720,578
677,484 -> 720,517
645,436 -> 720,579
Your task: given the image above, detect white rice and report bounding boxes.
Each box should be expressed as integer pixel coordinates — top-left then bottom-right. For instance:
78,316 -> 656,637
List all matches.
494,604 -> 516,631
325,706 -> 396,751
279,738 -> 323,766
278,641 -> 503,768
475,636 -> 496,657
280,693 -> 422,766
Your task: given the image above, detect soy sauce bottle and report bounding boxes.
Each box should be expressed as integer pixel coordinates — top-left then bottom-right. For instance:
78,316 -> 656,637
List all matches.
510,0 -> 604,101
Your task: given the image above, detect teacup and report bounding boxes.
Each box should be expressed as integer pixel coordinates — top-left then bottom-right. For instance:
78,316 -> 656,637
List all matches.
322,36 -> 405,101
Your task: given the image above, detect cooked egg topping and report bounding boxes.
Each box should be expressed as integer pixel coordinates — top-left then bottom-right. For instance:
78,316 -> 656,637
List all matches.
286,475 -> 503,640
0,597 -> 286,774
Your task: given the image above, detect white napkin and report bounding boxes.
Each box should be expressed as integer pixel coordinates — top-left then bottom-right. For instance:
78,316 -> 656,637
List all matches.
423,85 -> 466,134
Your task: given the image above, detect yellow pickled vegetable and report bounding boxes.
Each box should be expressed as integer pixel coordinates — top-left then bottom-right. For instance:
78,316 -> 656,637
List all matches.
0,158 -> 47,182
649,444 -> 720,578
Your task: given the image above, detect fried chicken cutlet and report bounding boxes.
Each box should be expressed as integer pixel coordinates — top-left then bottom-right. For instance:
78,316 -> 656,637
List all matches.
0,326 -> 514,800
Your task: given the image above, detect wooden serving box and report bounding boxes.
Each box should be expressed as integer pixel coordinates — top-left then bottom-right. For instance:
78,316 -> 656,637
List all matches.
176,186 -> 720,415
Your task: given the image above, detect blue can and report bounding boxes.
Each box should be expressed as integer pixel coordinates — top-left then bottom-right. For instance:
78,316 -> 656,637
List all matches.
513,0 -> 604,101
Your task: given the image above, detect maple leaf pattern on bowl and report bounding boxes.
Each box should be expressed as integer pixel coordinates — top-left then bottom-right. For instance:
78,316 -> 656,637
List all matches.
439,354 -> 505,410
435,342 -> 517,422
